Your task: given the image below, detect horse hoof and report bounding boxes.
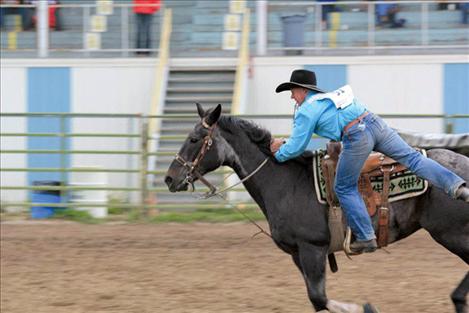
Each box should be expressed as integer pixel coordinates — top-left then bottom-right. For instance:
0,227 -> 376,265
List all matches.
364,303 -> 380,313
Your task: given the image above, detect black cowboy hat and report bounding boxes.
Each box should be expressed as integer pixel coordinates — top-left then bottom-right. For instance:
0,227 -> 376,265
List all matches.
275,69 -> 325,93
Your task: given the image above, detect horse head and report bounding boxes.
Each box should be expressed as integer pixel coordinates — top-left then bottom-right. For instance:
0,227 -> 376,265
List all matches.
165,103 -> 228,193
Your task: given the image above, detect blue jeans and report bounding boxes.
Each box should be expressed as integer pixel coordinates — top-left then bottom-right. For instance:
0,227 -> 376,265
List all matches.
334,113 -> 465,241
136,13 -> 153,52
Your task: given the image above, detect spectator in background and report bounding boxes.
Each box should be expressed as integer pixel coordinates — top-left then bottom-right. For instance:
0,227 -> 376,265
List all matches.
317,0 -> 337,30
20,0 -> 34,30
29,0 -> 63,31
133,0 -> 161,55
376,2 -> 406,28
50,0 -> 62,31
461,3 -> 469,24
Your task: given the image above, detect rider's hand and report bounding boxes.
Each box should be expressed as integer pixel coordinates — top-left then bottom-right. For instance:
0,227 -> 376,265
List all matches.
270,138 -> 285,154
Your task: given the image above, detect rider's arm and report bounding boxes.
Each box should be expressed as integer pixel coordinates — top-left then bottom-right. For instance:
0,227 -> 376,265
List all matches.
274,103 -> 322,162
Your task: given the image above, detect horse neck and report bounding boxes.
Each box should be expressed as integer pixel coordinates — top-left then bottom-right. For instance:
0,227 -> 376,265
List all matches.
218,128 -> 272,200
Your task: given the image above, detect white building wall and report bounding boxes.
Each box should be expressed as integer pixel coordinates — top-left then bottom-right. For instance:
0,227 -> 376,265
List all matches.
348,62 -> 443,133
247,55 -> 464,136
71,61 -> 159,201
247,64 -> 298,135
0,66 -> 27,204
1,55 -> 467,203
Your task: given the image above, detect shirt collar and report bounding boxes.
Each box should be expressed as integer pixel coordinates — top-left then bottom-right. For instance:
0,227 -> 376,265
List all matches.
300,90 -> 319,106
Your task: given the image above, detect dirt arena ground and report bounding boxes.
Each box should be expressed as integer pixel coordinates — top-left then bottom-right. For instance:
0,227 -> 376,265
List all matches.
1,221 -> 467,313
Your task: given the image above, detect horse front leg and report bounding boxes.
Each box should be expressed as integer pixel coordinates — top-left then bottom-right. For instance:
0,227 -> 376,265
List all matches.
295,242 -> 379,313
294,242 -> 328,312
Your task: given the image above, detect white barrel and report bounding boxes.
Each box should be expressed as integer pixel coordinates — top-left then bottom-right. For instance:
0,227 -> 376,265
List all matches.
69,168 -> 108,218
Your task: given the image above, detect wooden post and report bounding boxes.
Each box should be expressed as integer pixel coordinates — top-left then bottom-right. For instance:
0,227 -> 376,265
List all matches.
59,114 -> 67,204
140,120 -> 149,218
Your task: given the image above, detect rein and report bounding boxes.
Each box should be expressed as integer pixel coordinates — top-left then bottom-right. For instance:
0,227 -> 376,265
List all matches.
203,158 -> 269,199
172,119 -> 272,238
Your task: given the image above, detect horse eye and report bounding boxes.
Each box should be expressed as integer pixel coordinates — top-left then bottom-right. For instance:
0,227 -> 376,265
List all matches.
190,137 -> 198,143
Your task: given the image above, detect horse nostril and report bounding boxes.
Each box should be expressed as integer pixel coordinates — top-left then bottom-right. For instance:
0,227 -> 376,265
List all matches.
164,176 -> 173,186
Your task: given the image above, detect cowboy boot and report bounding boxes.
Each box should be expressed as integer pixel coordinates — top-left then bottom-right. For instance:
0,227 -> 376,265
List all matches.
455,185 -> 469,203
350,239 -> 377,254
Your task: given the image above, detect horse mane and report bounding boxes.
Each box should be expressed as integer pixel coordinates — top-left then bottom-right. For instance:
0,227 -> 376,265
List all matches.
218,116 -> 272,156
217,115 -> 319,166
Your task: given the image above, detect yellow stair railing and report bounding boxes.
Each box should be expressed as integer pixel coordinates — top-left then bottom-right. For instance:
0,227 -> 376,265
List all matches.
148,8 -> 172,138
231,8 -> 250,115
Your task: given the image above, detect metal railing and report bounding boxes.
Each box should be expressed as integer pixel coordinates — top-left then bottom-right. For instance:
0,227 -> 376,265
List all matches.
259,0 -> 469,55
0,2 -> 163,57
2,0 -> 468,58
1,112 -> 468,216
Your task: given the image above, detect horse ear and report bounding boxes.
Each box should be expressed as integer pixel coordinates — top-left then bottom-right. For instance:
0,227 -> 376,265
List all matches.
196,103 -> 205,118
206,104 -> 222,126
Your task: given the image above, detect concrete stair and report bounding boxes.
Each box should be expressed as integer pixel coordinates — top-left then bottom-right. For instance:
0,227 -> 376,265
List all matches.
153,66 -> 236,205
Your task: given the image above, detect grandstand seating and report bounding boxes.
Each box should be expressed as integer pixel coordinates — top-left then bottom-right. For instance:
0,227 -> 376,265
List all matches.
0,0 -> 467,57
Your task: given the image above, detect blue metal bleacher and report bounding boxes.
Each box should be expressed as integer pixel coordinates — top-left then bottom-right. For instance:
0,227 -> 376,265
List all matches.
0,0 -> 467,57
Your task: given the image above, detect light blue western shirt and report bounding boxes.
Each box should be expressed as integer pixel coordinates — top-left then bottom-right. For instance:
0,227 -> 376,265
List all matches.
274,90 -> 367,162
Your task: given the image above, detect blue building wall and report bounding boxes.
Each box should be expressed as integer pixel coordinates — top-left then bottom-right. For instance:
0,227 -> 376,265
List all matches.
27,67 -> 71,185
304,64 -> 347,149
444,63 -> 469,134
304,64 -> 347,92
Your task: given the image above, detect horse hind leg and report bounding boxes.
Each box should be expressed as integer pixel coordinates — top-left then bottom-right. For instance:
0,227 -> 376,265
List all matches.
451,271 -> 469,313
425,220 -> 469,312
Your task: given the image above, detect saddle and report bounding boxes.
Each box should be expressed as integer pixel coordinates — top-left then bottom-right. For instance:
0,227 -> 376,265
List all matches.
321,141 -> 408,250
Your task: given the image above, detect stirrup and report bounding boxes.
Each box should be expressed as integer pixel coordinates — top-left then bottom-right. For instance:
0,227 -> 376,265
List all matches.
343,227 -> 354,258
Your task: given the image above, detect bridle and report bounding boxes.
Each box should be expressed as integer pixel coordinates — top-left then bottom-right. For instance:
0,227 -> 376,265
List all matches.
174,119 -> 218,195
173,119 -> 269,199
173,117 -> 272,238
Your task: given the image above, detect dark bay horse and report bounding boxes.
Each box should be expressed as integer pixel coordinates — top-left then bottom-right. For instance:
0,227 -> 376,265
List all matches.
165,104 -> 469,313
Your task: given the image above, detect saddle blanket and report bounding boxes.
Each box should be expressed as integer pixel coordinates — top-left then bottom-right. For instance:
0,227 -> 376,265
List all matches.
312,150 -> 429,205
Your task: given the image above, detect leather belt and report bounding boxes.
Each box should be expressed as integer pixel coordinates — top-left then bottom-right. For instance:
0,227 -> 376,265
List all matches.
343,111 -> 369,134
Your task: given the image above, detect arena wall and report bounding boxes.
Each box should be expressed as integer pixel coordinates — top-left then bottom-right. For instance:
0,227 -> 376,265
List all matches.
247,55 -> 468,133
1,55 -> 468,203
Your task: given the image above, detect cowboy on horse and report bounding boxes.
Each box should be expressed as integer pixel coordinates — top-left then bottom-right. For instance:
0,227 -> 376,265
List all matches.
271,69 -> 469,254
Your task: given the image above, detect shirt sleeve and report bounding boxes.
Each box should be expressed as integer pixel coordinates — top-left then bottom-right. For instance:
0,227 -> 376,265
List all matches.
274,103 -> 322,162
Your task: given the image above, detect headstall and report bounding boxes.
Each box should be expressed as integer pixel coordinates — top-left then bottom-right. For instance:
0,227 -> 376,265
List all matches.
173,118 -> 269,199
174,119 -> 218,195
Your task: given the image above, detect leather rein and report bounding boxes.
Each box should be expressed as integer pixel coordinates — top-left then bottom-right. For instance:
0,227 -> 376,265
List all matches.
174,119 -> 268,199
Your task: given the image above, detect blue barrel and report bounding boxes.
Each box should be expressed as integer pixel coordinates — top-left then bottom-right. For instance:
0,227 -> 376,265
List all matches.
31,181 -> 62,219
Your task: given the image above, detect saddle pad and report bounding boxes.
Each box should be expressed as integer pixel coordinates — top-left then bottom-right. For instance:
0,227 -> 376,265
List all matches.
312,150 -> 429,205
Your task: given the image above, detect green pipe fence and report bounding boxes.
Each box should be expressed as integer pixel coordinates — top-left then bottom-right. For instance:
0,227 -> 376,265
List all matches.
1,112 -> 467,218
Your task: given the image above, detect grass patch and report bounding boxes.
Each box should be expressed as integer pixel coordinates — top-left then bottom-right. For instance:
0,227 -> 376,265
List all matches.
127,210 -> 143,222
149,208 -> 266,224
53,209 -> 100,224
107,195 -> 131,215
108,206 -> 129,215
2,207 -> 266,225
